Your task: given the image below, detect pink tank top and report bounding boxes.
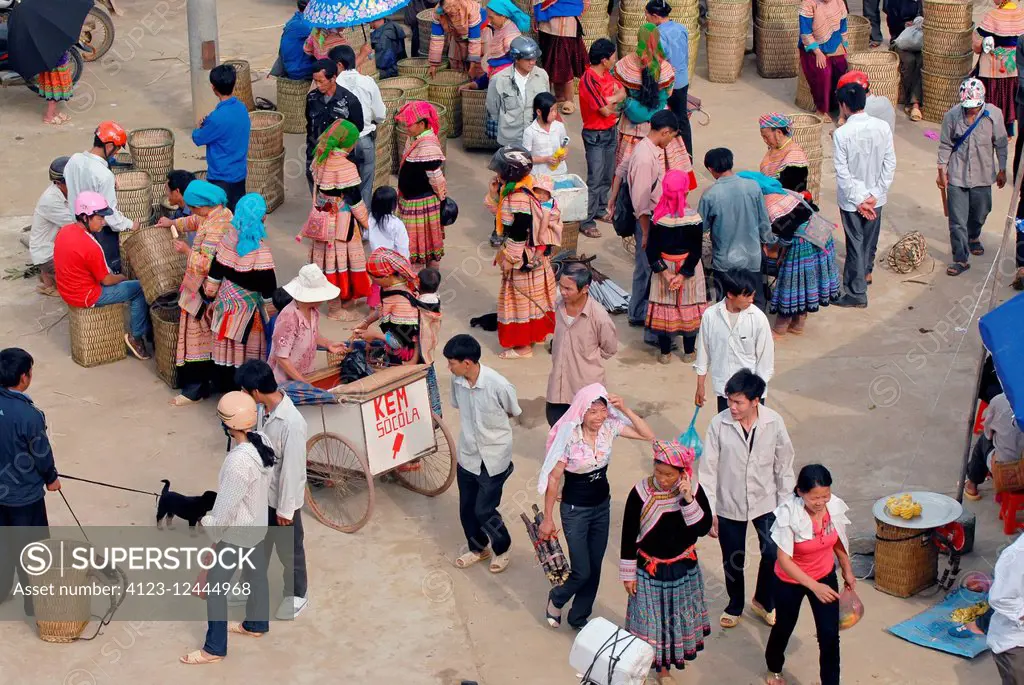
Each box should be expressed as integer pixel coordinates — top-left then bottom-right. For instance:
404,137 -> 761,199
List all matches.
776,510 -> 838,584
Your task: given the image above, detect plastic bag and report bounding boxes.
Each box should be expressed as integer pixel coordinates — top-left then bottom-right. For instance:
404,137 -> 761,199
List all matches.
678,406 -> 703,460
894,18 -> 923,52
838,587 -> 864,630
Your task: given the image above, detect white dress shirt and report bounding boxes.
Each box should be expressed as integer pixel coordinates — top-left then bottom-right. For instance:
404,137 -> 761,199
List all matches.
693,301 -> 775,398
987,533 -> 1024,654
30,184 -> 72,264
337,69 -> 386,136
450,364 -> 522,476
865,94 -> 896,134
832,111 -> 897,212
63,151 -> 134,232
260,395 -> 307,520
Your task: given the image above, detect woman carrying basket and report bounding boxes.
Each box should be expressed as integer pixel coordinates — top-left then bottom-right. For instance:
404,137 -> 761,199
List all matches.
798,0 -> 848,117
303,119 -> 372,320
620,441 -> 712,685
157,180 -> 233,406
397,101 -> 449,267
538,383 -> 655,630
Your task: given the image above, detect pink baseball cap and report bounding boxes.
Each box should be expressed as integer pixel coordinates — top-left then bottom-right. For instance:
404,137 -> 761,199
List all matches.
74,191 -> 114,217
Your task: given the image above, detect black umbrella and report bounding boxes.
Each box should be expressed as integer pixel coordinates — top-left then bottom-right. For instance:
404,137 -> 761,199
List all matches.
7,0 -> 93,79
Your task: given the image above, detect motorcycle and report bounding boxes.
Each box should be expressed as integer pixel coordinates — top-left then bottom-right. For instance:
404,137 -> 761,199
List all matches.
0,22 -> 86,90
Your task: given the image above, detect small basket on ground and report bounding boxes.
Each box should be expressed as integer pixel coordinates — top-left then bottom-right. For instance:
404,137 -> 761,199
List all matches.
754,23 -> 800,77
276,77 -> 311,134
846,15 -> 872,52
706,28 -> 748,83
223,59 -> 255,110
462,87 -> 499,150
122,227 -> 187,303
874,519 -> 938,597
846,50 -> 901,106
114,171 -> 153,224
69,304 -> 127,367
249,110 -> 285,158
150,292 -> 180,388
247,152 -> 286,213
428,69 -> 471,137
922,69 -> 965,122
922,0 -> 974,32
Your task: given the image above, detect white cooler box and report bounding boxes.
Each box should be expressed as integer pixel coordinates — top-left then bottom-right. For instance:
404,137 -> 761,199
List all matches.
569,616 -> 654,685
552,173 -> 588,223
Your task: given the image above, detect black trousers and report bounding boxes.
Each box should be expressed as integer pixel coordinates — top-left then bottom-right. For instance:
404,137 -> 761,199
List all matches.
717,512 -> 778,616
1013,132 -> 1024,268
765,570 -> 841,685
0,498 -> 50,616
967,435 -> 992,486
667,86 -> 694,161
456,462 -> 513,555
548,498 -> 611,628
546,402 -> 571,427
657,332 -> 696,355
210,178 -> 247,212
267,507 -> 308,601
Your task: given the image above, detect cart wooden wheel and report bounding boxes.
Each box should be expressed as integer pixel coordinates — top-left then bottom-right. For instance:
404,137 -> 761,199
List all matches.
305,432 -> 375,533
392,412 -> 457,497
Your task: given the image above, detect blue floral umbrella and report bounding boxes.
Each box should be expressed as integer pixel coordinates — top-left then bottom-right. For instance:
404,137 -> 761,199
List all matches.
304,0 -> 411,29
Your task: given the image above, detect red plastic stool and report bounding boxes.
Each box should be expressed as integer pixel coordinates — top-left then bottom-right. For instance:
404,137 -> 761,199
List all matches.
973,401 -> 989,435
998,492 -> 1024,535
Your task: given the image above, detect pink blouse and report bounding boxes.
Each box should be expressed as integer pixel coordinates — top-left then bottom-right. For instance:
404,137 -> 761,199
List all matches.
559,418 -> 626,474
269,302 -> 320,383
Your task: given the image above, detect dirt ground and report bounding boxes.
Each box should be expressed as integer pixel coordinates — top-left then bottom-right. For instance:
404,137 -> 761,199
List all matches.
0,0 -> 1019,683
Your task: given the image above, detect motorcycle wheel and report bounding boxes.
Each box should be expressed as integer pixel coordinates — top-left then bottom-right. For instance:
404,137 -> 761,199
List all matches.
80,7 -> 115,62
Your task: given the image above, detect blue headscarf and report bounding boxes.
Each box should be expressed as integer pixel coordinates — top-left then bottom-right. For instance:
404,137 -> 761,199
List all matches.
487,0 -> 531,33
183,180 -> 228,208
737,171 -> 786,197
231,193 -> 268,257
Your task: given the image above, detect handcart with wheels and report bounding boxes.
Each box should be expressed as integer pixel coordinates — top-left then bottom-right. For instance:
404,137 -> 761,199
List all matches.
297,363 -> 456,533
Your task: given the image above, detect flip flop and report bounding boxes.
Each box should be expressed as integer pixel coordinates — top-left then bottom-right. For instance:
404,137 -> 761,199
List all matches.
580,225 -> 602,238
720,612 -> 740,629
751,602 -> 776,626
453,549 -> 491,569
498,348 -> 533,360
228,622 -> 265,638
180,650 -> 223,665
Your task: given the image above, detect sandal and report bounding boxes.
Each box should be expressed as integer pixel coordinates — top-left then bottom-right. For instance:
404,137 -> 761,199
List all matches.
964,483 -> 983,501
946,262 -> 971,276
765,671 -> 786,685
869,40 -> 882,48
546,599 -> 562,628
580,225 -> 602,238
489,549 -> 511,573
751,601 -> 776,626
453,549 -> 491,569
559,101 -> 576,115
498,347 -> 533,360
35,284 -> 58,297
169,394 -> 200,407
228,622 -> 265,638
45,112 -> 70,126
909,104 -> 923,122
720,612 -> 740,629
969,240 -> 985,256
656,673 -> 678,684
180,650 -> 223,665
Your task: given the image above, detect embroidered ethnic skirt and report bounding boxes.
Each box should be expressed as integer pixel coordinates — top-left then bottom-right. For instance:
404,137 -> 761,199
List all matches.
538,30 -> 587,84
980,76 -> 1018,128
212,315 -> 266,368
769,235 -> 841,317
309,222 -> 372,301
497,258 -> 557,349
35,52 -> 74,101
176,311 -> 214,366
399,193 -> 445,264
646,259 -> 709,335
625,562 -> 711,670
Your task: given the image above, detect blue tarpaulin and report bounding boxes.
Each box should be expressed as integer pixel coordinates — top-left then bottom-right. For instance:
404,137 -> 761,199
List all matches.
979,291 -> 1024,424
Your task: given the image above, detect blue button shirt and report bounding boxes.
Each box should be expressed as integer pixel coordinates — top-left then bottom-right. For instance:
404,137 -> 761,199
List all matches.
659,20 -> 689,89
280,11 -> 316,80
192,97 -> 251,184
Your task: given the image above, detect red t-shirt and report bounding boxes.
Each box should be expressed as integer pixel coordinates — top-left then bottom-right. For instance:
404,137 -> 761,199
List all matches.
775,510 -> 839,584
579,67 -> 619,131
53,222 -> 109,308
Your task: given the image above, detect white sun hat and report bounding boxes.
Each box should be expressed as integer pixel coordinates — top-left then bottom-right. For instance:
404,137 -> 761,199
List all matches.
283,264 -> 341,303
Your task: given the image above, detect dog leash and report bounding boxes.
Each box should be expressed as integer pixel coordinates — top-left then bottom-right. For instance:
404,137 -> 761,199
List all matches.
58,489 -> 90,543
59,474 -> 162,499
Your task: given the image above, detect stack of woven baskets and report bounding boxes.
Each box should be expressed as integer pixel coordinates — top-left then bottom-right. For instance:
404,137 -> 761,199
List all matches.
754,0 -> 800,78
580,0 -> 611,50
224,60 -> 256,111
276,76 -> 311,134
114,170 -> 156,279
618,0 -> 647,58
375,87 -> 403,190
922,0 -> 974,122
672,0 -> 701,80
847,50 -> 902,107
429,69 -> 471,137
128,127 -> 174,211
380,75 -> 430,174
706,0 -> 749,83
789,112 -> 825,200
846,14 -> 872,52
247,111 -> 286,212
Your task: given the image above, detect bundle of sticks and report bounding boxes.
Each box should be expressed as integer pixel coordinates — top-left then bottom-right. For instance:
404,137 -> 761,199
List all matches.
520,504 -> 571,586
551,252 -> 630,315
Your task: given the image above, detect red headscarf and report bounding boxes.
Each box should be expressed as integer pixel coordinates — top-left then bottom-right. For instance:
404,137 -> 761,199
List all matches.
367,247 -> 420,288
652,170 -> 691,224
396,101 -> 441,138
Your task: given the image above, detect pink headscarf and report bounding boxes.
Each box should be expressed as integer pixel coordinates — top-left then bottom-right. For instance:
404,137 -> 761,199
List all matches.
396,101 -> 441,137
651,170 -> 691,225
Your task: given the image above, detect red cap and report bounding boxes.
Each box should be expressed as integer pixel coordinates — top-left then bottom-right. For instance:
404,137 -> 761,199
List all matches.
837,70 -> 869,90
95,121 -> 127,147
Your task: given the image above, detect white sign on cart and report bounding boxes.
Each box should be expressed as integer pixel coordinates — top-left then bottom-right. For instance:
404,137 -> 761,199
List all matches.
360,376 -> 434,475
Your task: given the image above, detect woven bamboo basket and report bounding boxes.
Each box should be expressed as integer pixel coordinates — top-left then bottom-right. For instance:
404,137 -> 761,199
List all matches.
32,540 -> 98,641
619,39 -> 640,60
706,17 -> 750,36
112,150 -> 134,175
379,75 -> 429,102
707,0 -> 751,22
128,127 -> 174,180
620,0 -> 646,12
429,69 -> 471,138
122,227 -> 186,303
795,66 -> 816,110
874,519 -> 938,597
846,51 -> 900,105
118,228 -> 136,279
754,23 -> 800,77
276,77 -> 311,134
398,57 -> 446,78
247,152 -> 286,212
845,14 -> 871,53
381,87 -> 404,115
359,58 -> 379,80
806,150 -> 823,202
619,8 -> 648,30
374,128 -> 394,190
923,50 -> 973,78
224,59 -> 255,110
923,24 -> 973,55
114,171 -> 154,224
151,293 -> 180,388
789,112 -> 824,153
462,88 -> 499,150
249,110 -> 285,158
418,9 -> 450,54
581,16 -> 612,40
755,1 -> 799,26
922,69 -> 964,122
69,304 -> 127,367
706,30 -> 747,83
922,0 -> 973,32
550,221 -> 581,258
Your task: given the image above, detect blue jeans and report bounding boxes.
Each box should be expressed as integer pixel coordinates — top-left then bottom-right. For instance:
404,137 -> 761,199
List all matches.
203,540 -> 271,657
548,498 -> 611,628
94,280 -> 150,339
355,135 -> 376,209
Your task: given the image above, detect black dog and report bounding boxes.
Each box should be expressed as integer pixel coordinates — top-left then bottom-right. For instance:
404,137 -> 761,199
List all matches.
156,480 -> 217,533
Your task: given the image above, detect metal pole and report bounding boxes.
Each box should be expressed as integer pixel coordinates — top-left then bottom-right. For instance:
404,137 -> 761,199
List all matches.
186,0 -> 220,127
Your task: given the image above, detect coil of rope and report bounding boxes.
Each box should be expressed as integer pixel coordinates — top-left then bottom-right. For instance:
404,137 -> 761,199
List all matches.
886,231 -> 929,274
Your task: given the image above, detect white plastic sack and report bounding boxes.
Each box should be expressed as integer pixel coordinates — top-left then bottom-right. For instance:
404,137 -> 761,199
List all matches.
894,18 -> 924,52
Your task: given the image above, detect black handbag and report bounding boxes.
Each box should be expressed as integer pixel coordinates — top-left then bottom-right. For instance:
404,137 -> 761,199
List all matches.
339,349 -> 373,383
440,197 -> 459,226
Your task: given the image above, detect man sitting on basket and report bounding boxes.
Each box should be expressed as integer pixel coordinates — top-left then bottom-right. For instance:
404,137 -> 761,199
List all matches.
268,264 -> 349,405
